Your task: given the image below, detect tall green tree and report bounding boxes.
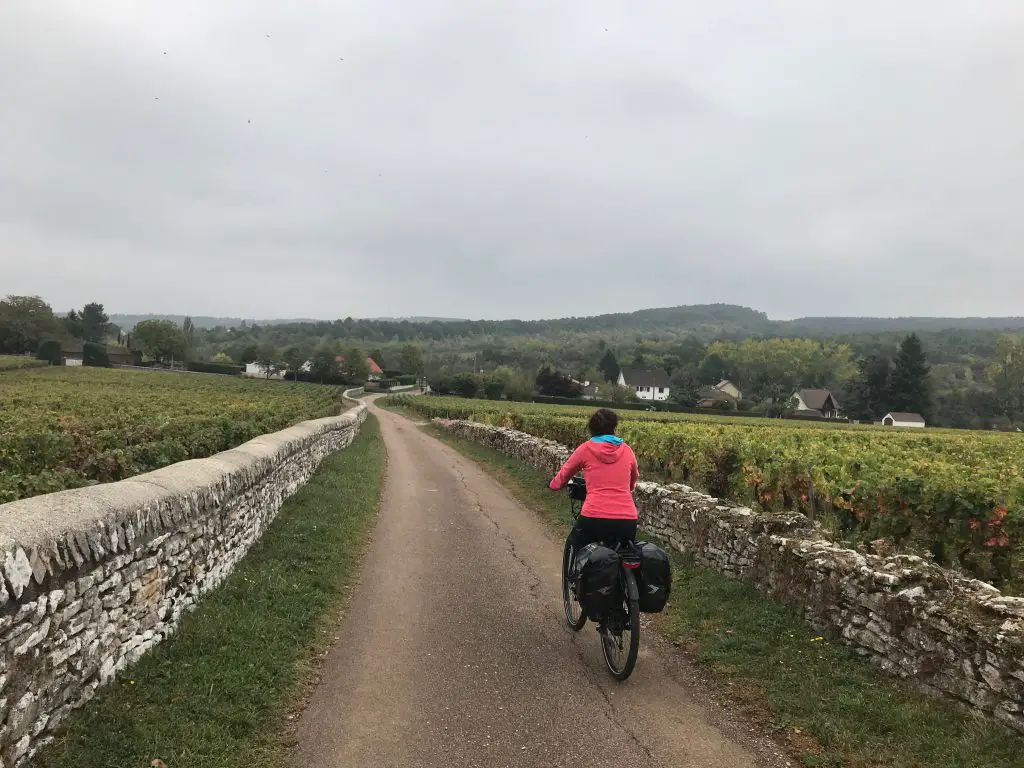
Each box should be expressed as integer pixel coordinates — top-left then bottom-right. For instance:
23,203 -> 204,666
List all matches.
132,320 -> 187,364
63,310 -> 82,339
339,345 -> 371,383
843,355 -> 892,422
0,295 -> 61,354
65,303 -> 113,343
598,349 -> 620,382
36,339 -> 63,365
888,333 -> 932,417
450,372 -> 480,398
256,344 -> 282,378
988,335 -> 1024,422
503,369 -> 536,401
309,343 -> 339,379
483,365 -> 514,399
182,316 -> 197,353
697,352 -> 730,385
81,303 -> 112,342
281,345 -> 310,381
669,336 -> 707,367
82,342 -> 111,368
236,343 -> 261,365
535,365 -> 582,397
399,343 -> 425,375
669,365 -> 702,406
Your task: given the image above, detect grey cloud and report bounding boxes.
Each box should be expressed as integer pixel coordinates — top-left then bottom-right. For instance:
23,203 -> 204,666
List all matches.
2,1 -> 1024,321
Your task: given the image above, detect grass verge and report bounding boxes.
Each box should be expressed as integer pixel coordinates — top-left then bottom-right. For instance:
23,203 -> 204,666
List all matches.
37,415 -> 386,768
423,423 -> 1023,768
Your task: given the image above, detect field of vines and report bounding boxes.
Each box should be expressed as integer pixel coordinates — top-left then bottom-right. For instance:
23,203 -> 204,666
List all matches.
0,367 -> 346,503
0,355 -> 49,372
393,395 -> 1024,591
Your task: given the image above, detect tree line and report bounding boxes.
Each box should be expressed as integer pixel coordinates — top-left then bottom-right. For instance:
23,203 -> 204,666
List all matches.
4,294 -> 1022,429
425,332 -> 1019,428
0,296 -> 114,352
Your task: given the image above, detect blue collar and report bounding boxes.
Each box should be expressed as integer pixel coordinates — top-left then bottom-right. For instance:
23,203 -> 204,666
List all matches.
590,435 -> 624,445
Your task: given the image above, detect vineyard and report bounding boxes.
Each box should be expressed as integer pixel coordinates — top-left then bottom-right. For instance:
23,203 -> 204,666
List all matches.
391,395 -> 1024,591
0,367 -> 346,503
0,355 -> 49,372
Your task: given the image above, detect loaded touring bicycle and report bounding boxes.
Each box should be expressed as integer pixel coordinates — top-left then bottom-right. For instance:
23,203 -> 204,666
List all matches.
560,476 -> 671,680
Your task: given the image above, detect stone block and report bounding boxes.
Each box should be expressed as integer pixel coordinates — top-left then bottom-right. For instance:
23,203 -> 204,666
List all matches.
3,550 -> 33,600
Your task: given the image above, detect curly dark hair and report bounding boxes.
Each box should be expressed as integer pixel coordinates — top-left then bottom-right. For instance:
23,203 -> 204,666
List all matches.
588,408 -> 619,437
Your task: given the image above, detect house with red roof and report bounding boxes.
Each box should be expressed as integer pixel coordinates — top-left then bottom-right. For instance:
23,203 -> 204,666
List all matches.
335,355 -> 384,380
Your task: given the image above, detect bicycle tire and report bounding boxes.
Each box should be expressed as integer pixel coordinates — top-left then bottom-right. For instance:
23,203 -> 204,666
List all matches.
601,569 -> 640,680
562,539 -> 587,631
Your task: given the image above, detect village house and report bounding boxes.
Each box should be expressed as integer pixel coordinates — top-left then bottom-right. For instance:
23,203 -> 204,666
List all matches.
336,356 -> 384,380
881,412 -> 926,428
245,355 -> 383,381
617,368 -> 671,402
244,362 -> 285,379
60,340 -> 141,367
696,379 -> 742,408
791,388 -> 841,419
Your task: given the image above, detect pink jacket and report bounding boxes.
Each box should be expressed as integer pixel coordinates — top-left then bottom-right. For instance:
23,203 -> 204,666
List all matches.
549,441 -> 639,520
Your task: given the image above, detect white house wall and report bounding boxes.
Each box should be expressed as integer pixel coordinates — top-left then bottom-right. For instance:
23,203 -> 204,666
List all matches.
617,372 -> 669,401
634,386 -> 670,401
244,363 -> 285,380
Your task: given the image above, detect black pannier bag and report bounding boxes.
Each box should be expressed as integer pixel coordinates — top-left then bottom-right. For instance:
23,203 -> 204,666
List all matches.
575,543 -> 621,619
636,542 -> 672,613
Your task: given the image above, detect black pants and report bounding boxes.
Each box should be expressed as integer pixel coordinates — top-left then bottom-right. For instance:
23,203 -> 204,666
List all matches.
567,516 -> 638,551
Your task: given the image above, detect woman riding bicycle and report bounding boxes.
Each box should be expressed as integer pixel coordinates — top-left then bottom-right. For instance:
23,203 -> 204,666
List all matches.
549,408 -> 639,549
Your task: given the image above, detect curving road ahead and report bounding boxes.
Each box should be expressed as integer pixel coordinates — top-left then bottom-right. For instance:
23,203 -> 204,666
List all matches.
294,400 -> 776,768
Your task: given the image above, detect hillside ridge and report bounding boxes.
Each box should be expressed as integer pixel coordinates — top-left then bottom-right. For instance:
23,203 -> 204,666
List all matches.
110,304 -> 1024,335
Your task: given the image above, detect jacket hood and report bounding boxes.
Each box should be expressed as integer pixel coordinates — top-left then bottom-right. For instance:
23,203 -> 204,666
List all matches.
588,441 -> 626,464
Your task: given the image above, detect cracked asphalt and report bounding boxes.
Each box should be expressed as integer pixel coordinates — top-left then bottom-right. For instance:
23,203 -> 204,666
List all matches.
293,401 -> 768,767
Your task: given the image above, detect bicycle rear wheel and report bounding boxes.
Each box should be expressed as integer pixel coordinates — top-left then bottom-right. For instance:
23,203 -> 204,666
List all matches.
562,539 -> 587,631
601,569 -> 640,680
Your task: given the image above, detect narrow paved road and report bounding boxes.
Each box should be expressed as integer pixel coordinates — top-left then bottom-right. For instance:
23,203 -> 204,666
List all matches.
294,401 -> 769,767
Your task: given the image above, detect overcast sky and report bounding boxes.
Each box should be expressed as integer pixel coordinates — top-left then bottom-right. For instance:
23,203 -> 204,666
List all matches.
2,2 -> 1023,321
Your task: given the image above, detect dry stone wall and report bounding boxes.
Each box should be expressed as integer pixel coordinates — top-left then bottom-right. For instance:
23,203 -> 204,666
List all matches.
0,404 -> 368,766
434,418 -> 1024,733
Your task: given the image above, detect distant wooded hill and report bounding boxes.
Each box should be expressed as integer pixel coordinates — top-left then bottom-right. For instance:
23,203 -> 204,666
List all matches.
110,314 -> 466,330
107,303 -> 1024,430
112,304 -> 1024,338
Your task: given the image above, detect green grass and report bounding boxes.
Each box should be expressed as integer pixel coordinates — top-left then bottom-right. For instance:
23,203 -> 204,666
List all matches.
0,354 -> 48,371
423,424 -> 1024,768
37,416 -> 386,768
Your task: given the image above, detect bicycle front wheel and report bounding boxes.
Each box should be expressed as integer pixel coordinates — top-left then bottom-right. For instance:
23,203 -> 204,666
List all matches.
601,569 -> 640,680
562,539 -> 587,631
